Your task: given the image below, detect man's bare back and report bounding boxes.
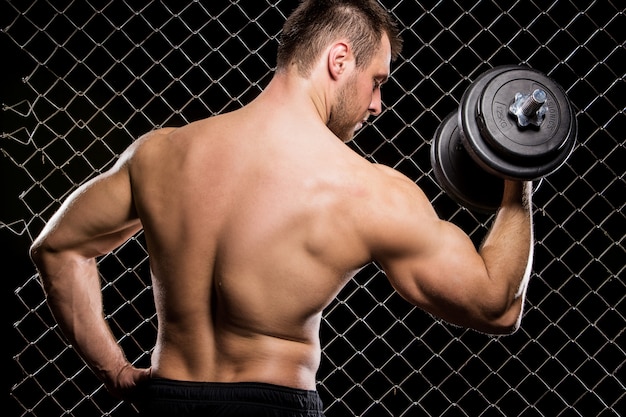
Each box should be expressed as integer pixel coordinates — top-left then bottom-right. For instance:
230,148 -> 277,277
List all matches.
132,109 -> 384,389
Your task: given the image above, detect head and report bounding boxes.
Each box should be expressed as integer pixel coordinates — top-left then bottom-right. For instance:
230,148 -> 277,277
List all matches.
276,0 -> 403,142
277,0 -> 403,77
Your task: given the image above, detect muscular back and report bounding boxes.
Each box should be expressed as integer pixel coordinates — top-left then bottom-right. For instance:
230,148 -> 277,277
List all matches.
127,109 -> 379,389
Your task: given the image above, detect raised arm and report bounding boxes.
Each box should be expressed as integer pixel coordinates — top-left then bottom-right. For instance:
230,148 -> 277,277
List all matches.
29,144 -> 150,398
369,166 -> 533,334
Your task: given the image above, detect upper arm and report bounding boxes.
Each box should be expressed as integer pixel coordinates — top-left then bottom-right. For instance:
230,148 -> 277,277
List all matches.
31,144 -> 143,261
364,166 -> 509,331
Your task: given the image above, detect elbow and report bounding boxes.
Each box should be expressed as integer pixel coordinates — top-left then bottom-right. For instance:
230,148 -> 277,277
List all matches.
29,237 -> 67,286
483,318 -> 520,336
479,303 -> 524,335
474,272 -> 530,335
29,238 -> 53,286
29,238 -> 46,269
29,234 -> 59,268
29,240 -> 54,294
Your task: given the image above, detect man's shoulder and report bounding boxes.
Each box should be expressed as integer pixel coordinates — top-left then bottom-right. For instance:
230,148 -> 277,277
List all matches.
369,162 -> 414,186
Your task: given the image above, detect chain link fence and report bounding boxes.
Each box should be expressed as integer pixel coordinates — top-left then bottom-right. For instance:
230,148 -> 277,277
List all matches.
3,0 -> 624,416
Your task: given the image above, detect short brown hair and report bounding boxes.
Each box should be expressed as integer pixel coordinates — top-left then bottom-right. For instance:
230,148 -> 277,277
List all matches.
276,0 -> 403,76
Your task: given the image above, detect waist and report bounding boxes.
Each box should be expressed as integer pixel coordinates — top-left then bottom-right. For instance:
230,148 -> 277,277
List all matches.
133,378 -> 325,416
151,331 -> 322,389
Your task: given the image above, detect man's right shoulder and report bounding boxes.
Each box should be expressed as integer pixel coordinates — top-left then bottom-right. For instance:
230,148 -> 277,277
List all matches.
137,126 -> 179,143
133,125 -> 185,151
113,127 -> 181,173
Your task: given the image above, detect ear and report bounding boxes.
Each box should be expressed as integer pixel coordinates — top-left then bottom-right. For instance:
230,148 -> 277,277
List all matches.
327,41 -> 351,81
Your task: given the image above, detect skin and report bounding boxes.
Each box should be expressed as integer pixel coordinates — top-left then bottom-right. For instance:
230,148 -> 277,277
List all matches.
30,33 -> 533,400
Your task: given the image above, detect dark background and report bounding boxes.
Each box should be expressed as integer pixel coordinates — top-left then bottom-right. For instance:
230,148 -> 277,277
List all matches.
4,1 -> 624,416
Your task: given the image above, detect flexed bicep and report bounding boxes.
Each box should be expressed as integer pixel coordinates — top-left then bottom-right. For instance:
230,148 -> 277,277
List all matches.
365,166 -> 529,335
380,217 -> 499,330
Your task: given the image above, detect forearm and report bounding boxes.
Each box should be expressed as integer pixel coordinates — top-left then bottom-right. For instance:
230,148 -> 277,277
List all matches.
33,249 -> 131,384
478,180 -> 534,330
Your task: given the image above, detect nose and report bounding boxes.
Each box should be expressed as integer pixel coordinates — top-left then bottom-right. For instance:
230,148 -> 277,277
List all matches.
369,88 -> 382,116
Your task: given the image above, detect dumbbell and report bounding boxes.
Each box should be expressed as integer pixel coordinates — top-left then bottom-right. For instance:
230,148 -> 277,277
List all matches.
430,65 -> 577,212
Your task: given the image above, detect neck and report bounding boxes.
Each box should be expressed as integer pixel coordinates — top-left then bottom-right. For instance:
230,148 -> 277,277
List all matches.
254,70 -> 330,125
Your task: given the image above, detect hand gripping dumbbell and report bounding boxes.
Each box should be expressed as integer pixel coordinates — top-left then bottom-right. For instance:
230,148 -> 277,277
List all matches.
430,65 -> 577,212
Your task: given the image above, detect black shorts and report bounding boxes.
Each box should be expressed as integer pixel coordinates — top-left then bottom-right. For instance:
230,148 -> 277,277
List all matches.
133,378 -> 326,417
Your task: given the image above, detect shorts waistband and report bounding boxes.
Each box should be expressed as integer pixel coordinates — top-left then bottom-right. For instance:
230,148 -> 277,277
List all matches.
138,378 -> 324,412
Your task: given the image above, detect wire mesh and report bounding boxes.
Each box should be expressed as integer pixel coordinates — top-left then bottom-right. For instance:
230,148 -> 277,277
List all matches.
3,0 -> 624,416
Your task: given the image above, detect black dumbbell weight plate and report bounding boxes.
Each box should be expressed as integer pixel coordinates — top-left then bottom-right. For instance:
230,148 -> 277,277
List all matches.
431,112 -> 503,213
460,66 -> 577,180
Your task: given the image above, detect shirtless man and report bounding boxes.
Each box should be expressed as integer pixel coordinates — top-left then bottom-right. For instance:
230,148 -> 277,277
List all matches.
29,0 -> 533,416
